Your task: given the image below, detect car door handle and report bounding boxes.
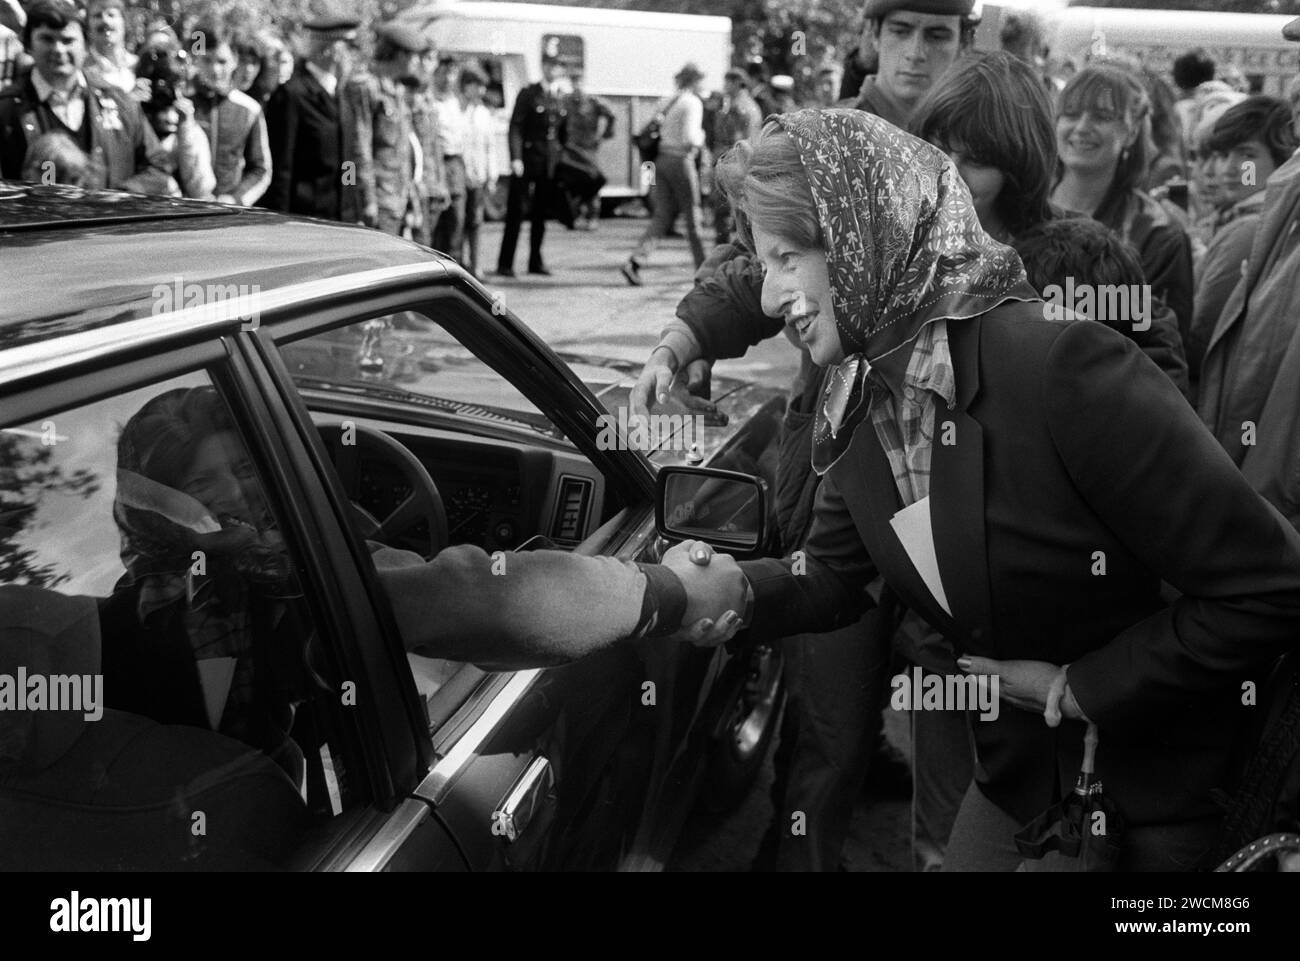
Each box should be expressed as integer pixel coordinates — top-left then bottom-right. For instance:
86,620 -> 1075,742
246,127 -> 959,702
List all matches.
491,756 -> 554,843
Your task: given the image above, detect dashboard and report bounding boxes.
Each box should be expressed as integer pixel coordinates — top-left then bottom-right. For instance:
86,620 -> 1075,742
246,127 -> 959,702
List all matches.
313,413 -> 608,555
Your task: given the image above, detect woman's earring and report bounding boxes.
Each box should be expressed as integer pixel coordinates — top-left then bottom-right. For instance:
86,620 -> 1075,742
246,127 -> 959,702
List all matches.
1119,146 -> 1129,165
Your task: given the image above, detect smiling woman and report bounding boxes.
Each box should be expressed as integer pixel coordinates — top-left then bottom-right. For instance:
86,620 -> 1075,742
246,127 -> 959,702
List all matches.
1051,64 -> 1195,345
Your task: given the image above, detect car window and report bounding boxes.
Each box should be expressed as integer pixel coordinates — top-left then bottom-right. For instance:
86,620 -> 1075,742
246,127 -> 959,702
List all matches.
282,310 -> 560,438
0,371 -> 363,870
279,309 -> 621,720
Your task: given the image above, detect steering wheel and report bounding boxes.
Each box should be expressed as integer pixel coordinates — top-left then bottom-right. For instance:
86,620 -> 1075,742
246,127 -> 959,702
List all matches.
317,421 -> 448,559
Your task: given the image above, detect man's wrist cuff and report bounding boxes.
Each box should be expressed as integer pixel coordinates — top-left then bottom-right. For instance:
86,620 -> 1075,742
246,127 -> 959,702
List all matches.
633,563 -> 688,638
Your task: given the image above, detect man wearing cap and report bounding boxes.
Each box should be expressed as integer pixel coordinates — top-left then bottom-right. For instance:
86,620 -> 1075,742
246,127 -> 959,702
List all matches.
495,54 -> 567,277
621,62 -> 707,284
263,14 -> 357,220
0,0 -> 150,187
341,21 -> 427,237
712,68 -> 761,245
1198,16 -> 1300,535
848,0 -> 978,129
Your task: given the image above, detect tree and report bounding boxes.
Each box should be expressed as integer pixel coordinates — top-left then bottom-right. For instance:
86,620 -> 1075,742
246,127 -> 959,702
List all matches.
0,433 -> 101,590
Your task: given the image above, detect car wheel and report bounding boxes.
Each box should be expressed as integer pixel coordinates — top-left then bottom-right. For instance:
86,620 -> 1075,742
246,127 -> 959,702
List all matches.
698,643 -> 785,814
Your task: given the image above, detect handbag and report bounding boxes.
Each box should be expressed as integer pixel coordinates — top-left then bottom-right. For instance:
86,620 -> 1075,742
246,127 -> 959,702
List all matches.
634,93 -> 683,163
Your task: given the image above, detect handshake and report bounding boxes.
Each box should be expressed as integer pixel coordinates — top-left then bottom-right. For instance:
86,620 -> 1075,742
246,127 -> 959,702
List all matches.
660,539 -> 751,646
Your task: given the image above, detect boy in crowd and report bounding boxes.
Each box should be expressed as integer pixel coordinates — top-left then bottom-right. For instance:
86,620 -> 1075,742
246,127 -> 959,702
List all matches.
1189,96 -> 1299,388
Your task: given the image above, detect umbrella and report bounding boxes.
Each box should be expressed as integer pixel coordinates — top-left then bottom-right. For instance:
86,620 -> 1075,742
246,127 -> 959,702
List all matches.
1014,723 -> 1125,871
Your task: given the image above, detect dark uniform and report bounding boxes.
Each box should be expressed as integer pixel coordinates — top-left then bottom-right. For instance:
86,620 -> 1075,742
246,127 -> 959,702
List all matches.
496,72 -> 566,275
262,17 -> 357,219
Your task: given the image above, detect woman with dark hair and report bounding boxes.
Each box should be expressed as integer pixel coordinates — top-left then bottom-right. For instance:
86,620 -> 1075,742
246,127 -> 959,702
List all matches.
1051,64 -> 1195,345
682,108 -> 1300,870
234,31 -> 293,107
105,387 -> 316,783
910,50 -> 1056,243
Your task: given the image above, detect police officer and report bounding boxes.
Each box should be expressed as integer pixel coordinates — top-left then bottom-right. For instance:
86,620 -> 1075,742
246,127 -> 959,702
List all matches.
263,14 -> 357,220
495,54 -> 567,277
341,21 -> 428,236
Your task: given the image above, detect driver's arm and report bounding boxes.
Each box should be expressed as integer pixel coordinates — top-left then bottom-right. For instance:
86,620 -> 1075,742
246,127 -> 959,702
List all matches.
370,543 -> 690,670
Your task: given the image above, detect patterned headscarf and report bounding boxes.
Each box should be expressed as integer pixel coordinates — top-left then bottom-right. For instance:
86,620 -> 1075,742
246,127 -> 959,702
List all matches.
765,109 -> 1036,473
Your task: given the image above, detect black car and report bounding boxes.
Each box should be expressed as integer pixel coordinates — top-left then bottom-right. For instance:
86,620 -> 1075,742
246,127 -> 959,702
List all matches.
0,184 -> 786,872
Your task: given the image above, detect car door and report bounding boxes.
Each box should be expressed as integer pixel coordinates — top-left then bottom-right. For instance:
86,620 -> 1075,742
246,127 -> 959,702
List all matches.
0,331 -> 466,872
244,282 -> 715,870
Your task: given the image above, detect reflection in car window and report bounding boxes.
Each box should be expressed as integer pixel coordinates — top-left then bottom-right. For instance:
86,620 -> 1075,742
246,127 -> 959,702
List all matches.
281,310 -> 560,438
0,373 -> 359,870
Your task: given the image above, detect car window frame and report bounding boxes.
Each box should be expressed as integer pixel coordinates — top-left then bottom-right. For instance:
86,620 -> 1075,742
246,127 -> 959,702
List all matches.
0,334 -> 434,867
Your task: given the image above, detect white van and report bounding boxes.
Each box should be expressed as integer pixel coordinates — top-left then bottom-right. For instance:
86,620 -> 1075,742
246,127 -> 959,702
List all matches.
400,0 -> 732,203
1048,6 -> 1298,96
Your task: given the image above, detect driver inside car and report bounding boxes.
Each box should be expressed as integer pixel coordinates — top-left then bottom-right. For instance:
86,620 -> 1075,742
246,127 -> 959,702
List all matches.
100,386 -> 746,772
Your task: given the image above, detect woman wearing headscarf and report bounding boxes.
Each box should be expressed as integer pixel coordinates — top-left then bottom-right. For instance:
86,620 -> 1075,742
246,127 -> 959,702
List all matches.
682,108 -> 1300,870
100,387 -> 319,785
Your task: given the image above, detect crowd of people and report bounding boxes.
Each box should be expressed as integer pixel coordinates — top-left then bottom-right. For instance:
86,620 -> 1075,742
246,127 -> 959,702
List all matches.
0,0 -> 622,283
624,0 -> 1300,873
4,0 -> 1300,873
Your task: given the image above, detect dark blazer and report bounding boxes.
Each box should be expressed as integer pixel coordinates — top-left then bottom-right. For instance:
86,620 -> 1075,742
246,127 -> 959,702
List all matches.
262,64 -> 343,219
0,73 -> 148,186
508,82 -> 566,179
740,302 -> 1300,829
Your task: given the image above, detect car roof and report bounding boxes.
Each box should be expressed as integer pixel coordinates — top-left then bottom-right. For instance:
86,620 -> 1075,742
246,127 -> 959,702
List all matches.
0,182 -> 446,350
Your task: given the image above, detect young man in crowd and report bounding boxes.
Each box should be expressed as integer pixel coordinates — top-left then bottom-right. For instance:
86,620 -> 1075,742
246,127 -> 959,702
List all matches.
0,0 -> 150,188
429,55 -> 469,257
263,15 -> 357,220
711,68 -> 762,245
458,65 -> 497,279
191,22 -> 271,207
341,21 -> 428,238
621,62 -> 707,284
1199,16 -> 1300,534
849,0 -> 978,129
81,0 -> 133,94
410,43 -> 450,248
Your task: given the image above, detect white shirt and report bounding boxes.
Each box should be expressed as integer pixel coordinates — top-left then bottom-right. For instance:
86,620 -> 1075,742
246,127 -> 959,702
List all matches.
84,48 -> 137,95
31,68 -> 87,131
659,91 -> 705,153
462,101 -> 498,188
304,61 -> 338,98
433,91 -> 467,157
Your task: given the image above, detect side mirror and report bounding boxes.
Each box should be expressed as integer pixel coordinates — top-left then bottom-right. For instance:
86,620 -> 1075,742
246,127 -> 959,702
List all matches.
655,466 -> 767,557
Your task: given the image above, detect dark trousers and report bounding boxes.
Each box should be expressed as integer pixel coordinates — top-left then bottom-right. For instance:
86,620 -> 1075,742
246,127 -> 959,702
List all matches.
632,150 -> 705,269
497,171 -> 553,272
433,155 -> 467,260
753,607 -> 893,871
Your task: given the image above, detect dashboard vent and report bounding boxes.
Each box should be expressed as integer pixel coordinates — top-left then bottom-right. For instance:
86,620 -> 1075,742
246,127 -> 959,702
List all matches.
552,476 -> 593,543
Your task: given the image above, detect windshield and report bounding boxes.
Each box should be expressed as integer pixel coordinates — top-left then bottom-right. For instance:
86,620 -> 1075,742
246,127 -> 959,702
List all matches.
279,310 -> 745,461
281,312 -> 567,440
